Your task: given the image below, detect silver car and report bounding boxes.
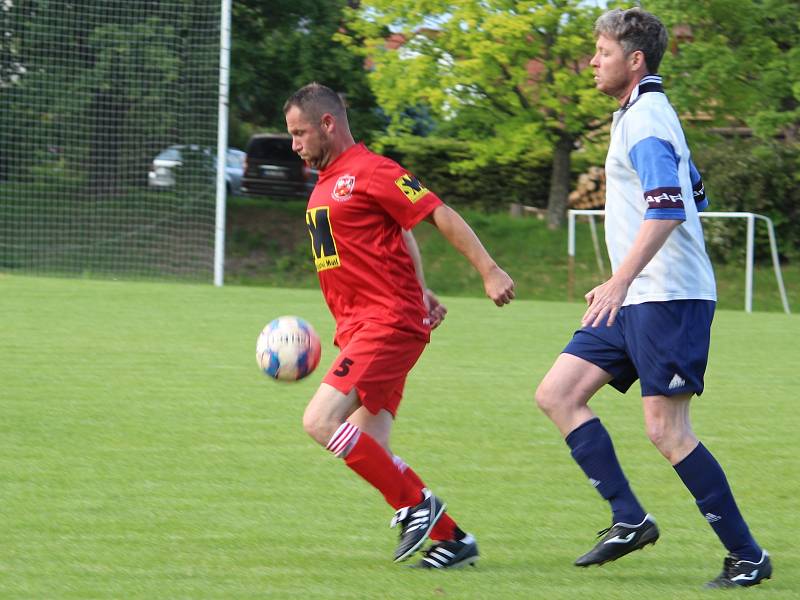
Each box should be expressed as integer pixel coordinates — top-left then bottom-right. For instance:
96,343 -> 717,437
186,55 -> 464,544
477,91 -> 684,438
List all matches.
148,145 -> 246,195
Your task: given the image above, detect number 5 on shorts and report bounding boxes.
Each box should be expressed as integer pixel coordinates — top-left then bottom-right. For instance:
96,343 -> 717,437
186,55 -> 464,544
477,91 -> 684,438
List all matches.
333,357 -> 354,377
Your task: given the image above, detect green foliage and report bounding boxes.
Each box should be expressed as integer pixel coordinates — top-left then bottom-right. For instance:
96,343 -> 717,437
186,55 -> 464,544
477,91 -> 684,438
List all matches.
378,135 -> 552,210
342,0 -> 611,142
645,0 -> 800,140
340,0 -> 617,224
0,1 -> 219,190
230,0 -> 382,144
631,1 -> 800,262
693,137 -> 800,263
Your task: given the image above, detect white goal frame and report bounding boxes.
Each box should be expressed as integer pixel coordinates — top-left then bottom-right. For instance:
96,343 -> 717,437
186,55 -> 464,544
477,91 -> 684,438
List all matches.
213,0 -> 232,287
567,209 -> 791,314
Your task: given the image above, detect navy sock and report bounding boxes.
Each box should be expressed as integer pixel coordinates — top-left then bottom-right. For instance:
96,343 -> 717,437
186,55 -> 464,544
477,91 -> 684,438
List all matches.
673,442 -> 761,561
565,417 -> 646,525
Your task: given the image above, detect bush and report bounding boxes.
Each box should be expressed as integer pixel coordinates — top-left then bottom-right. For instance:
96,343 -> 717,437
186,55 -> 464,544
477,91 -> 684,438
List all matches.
379,136 -> 552,211
693,137 -> 800,264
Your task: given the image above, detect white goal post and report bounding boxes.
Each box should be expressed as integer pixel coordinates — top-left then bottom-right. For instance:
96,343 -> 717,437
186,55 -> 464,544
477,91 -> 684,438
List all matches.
567,209 -> 791,314
214,0 -> 232,287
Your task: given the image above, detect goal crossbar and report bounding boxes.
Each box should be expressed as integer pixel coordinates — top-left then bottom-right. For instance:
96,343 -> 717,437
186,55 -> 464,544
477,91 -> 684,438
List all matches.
567,209 -> 791,314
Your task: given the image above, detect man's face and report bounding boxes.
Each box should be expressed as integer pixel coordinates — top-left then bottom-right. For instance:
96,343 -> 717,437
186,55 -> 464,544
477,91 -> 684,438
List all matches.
590,34 -> 636,101
285,106 -> 330,170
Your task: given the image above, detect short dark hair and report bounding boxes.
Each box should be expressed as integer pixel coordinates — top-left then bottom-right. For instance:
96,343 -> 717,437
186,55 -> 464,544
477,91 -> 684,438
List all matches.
283,82 -> 348,124
594,7 -> 668,73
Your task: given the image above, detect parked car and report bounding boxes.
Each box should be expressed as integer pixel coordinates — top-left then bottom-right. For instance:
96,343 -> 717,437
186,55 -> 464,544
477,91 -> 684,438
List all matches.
148,145 -> 245,195
241,133 -> 317,198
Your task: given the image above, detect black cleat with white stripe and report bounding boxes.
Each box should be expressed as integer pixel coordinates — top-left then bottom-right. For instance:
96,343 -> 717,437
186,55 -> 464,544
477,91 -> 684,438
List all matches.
705,550 -> 772,588
391,488 -> 445,562
574,514 -> 659,567
415,534 -> 479,569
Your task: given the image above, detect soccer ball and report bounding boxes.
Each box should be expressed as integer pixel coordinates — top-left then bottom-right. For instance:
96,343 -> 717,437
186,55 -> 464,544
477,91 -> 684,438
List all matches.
256,316 -> 321,381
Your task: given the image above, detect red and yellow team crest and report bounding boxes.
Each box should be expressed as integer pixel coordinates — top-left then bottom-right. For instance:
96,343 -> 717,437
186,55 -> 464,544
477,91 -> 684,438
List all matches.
331,175 -> 356,202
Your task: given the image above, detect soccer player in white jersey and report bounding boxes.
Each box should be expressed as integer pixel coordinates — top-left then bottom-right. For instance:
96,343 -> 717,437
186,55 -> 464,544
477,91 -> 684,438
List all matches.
533,7 -> 771,588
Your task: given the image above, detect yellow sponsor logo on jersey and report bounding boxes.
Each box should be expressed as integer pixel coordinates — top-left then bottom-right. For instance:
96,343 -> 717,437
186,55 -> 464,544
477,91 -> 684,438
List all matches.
394,174 -> 429,203
306,207 -> 341,271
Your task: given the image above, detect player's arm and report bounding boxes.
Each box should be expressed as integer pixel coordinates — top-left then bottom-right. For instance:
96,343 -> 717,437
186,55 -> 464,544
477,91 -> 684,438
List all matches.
584,134 -> 685,327
582,218 -> 681,327
423,204 -> 514,306
402,229 -> 446,329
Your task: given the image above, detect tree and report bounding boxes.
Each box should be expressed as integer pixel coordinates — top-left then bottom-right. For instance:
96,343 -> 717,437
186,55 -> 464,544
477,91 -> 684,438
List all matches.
643,0 -> 800,258
0,0 -> 218,191
230,0 -> 381,143
645,0 -> 799,141
340,0 -> 615,226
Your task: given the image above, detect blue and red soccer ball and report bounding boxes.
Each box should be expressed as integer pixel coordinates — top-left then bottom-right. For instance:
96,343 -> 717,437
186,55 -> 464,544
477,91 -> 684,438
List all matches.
256,316 -> 321,381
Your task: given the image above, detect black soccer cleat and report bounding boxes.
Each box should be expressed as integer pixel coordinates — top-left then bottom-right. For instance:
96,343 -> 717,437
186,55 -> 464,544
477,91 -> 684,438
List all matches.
415,533 -> 479,569
574,514 -> 659,567
705,550 -> 772,588
390,488 -> 445,562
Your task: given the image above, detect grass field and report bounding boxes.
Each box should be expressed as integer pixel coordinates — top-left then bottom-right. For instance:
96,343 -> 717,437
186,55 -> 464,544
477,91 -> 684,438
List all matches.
1,274 -> 798,599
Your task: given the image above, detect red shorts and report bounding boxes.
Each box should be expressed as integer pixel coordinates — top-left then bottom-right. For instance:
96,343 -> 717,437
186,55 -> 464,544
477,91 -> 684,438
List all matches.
322,322 -> 428,417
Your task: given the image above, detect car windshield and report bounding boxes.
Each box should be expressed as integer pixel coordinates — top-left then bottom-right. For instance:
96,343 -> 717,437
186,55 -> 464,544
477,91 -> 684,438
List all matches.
227,152 -> 244,168
157,147 -> 183,161
247,138 -> 296,161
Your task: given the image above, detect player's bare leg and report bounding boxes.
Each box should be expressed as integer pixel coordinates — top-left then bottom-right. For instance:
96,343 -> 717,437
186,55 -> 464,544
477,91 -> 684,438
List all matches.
302,383 -> 360,446
535,353 -> 610,436
641,393 -> 697,464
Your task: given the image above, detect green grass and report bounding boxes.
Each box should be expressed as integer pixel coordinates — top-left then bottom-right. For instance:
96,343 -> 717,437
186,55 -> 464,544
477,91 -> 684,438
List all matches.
1,274 -> 798,598
225,200 -> 800,314
0,184 -> 216,279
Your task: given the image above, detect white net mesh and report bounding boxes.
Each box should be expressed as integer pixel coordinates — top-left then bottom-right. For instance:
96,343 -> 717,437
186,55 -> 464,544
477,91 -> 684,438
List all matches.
0,0 -> 221,280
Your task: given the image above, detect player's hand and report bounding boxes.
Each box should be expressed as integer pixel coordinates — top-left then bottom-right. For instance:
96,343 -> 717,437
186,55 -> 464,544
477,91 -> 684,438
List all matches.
424,288 -> 447,329
484,265 -> 515,306
582,276 -> 629,327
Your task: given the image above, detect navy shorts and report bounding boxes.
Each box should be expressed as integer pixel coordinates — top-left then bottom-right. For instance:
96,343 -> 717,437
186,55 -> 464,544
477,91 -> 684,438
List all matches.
563,300 -> 715,397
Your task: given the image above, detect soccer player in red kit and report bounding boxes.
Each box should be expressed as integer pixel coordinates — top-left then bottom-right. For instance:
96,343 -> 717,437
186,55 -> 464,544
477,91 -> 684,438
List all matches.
285,83 -> 515,569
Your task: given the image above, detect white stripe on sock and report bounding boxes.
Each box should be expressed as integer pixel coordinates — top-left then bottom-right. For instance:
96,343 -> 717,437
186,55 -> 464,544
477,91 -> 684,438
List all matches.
326,422 -> 360,457
392,454 -> 409,473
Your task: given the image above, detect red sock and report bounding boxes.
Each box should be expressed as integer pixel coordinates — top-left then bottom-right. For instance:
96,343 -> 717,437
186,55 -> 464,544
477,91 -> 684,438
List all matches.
393,457 -> 460,542
340,429 -> 422,509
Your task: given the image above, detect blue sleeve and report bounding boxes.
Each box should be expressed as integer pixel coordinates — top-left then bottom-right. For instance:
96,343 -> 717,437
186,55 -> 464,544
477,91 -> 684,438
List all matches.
629,136 -> 686,220
689,158 -> 708,212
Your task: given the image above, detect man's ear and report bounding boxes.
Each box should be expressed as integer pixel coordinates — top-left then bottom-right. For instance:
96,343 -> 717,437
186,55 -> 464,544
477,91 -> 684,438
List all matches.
629,49 -> 646,72
320,113 -> 335,133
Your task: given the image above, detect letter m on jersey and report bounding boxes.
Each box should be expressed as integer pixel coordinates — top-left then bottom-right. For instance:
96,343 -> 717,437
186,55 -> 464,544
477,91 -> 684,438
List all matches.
306,207 -> 341,271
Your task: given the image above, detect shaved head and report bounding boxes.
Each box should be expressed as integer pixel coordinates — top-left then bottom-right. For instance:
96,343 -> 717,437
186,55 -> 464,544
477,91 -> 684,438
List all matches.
283,82 -> 348,126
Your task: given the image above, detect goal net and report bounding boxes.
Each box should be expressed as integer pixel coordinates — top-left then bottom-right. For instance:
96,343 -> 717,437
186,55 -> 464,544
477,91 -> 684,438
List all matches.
0,0 -> 221,280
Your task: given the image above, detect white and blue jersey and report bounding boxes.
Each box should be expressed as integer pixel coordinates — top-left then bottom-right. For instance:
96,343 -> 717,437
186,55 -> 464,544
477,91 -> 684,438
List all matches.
605,75 -> 716,305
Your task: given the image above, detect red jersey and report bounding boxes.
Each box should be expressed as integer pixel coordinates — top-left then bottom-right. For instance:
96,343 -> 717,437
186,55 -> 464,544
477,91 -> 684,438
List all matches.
305,143 -> 443,343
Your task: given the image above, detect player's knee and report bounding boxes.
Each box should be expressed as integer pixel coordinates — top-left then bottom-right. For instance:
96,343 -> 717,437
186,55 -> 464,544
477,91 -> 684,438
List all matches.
645,420 -> 666,447
302,406 -> 338,446
645,422 -> 683,461
650,429 -> 698,464
301,410 -> 322,444
534,382 -> 557,416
